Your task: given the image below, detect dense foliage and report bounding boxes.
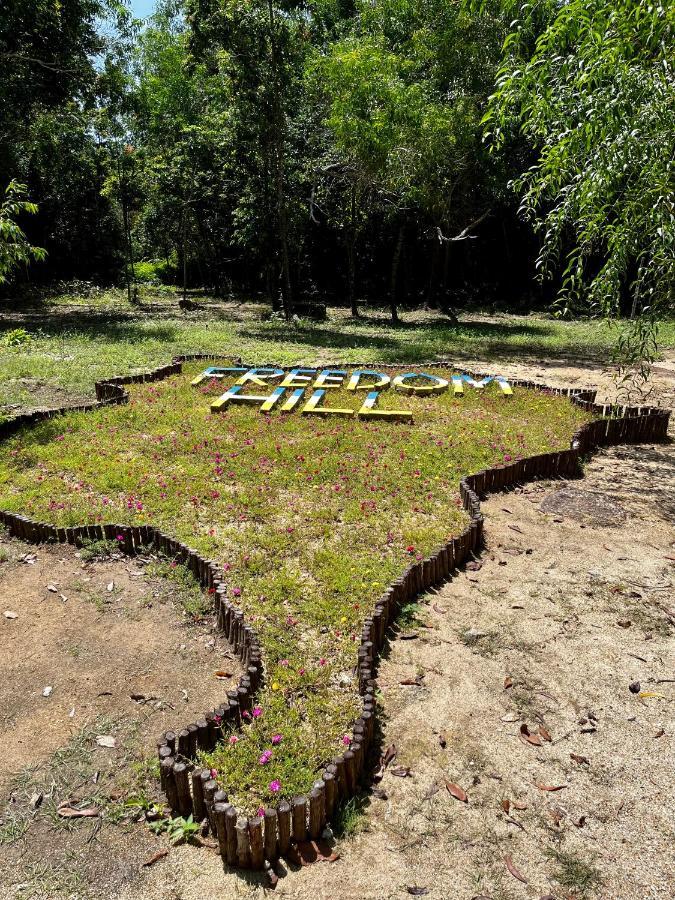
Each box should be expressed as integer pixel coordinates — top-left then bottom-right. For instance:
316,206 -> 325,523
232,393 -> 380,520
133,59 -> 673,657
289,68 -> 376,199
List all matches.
1,0 -> 672,347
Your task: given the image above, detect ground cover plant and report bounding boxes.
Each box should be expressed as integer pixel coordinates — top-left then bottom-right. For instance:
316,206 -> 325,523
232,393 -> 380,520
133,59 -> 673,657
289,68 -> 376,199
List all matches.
0,362 -> 591,811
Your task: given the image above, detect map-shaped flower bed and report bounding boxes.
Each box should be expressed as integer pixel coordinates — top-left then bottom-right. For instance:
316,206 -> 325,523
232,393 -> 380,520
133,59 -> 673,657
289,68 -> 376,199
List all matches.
0,363 -> 592,812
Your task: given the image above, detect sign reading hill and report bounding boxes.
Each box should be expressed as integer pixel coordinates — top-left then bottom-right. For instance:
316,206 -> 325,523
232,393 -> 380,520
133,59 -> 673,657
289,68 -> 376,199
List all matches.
192,366 -> 513,421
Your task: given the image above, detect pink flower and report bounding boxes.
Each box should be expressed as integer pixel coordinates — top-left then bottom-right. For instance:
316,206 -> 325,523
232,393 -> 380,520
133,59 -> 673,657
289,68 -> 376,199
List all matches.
318,658 -> 326,666
116,534 -> 124,542
269,780 -> 281,793
229,735 -> 239,745
342,734 -> 351,746
232,587 -> 241,597
271,734 -> 282,745
257,806 -> 265,818
210,768 -> 218,778
279,659 -> 289,667
298,667 -> 305,676
252,706 -> 262,718
259,750 -> 272,765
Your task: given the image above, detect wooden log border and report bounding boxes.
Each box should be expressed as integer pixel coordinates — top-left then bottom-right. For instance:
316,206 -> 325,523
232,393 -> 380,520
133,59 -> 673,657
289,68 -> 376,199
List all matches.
0,354 -> 670,873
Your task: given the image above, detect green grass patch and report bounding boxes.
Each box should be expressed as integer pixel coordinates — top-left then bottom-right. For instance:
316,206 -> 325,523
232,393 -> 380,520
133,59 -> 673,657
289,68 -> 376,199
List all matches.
0,362 -> 591,811
547,848 -> 602,897
1,289 -> 673,410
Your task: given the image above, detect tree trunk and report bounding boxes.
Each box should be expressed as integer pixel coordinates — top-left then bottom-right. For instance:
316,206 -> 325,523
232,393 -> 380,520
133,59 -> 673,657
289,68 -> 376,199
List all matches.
119,158 -> 137,305
182,209 -> 188,305
348,185 -> 358,317
390,224 -> 404,325
268,0 -> 293,320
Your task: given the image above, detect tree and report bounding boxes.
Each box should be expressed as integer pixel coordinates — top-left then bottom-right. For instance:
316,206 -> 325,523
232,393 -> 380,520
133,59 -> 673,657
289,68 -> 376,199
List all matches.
316,0 -> 505,321
0,182 -> 46,284
476,0 -> 675,375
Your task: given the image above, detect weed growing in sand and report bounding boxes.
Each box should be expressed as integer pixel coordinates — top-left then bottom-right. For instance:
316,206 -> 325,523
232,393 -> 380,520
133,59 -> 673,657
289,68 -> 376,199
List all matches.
547,848 -> 602,896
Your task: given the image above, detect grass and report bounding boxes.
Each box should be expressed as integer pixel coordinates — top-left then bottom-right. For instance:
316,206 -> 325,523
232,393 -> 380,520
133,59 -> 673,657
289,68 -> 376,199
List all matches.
145,557 -> 212,620
547,848 -> 602,896
0,361 -> 591,812
331,795 -> 370,838
1,287 -> 673,410
0,717 -> 117,845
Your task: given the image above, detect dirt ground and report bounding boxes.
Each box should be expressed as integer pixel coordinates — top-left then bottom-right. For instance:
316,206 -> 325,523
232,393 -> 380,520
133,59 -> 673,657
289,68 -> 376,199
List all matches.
0,541 -> 241,898
0,357 -> 672,900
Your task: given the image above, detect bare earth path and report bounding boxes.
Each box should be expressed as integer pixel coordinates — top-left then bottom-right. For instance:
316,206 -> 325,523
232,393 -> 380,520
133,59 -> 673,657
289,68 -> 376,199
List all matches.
0,357 -> 672,900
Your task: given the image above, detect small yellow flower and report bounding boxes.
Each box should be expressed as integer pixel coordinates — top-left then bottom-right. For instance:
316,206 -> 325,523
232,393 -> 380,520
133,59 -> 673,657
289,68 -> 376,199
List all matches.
272,682 -> 280,691
340,616 -> 347,624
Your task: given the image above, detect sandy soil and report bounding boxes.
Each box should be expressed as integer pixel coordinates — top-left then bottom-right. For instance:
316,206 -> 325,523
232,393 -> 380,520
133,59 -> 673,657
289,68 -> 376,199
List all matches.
0,357 -> 672,900
0,543 -> 240,790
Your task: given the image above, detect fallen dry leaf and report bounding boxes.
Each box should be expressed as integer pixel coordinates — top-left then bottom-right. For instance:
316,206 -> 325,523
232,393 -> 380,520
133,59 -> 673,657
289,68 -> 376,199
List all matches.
507,524 -> 524,534
653,729 -> 665,739
534,781 -> 566,792
423,783 -> 439,801
445,780 -> 468,803
390,766 -> 411,777
399,676 -> 424,686
573,815 -> 587,828
520,724 -> 542,747
438,731 -> 447,749
539,726 -> 552,743
406,889 -> 429,897
503,676 -> 513,690
214,670 -> 233,679
142,850 -> 169,867
504,855 -> 527,883
57,802 -> 99,819
570,753 -> 590,766
501,798 -> 510,814
548,806 -> 565,827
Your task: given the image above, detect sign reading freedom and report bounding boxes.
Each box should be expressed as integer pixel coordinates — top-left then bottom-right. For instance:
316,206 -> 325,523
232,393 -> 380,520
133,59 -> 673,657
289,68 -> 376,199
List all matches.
192,367 -> 514,421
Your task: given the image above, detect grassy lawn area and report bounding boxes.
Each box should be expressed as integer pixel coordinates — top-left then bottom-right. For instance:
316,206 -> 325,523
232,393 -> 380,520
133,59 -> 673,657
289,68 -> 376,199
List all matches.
1,287 -> 673,412
0,361 -> 591,810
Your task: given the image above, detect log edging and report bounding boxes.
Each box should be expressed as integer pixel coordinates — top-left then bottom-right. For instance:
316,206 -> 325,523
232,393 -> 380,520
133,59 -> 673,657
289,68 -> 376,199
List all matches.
0,354 -> 670,872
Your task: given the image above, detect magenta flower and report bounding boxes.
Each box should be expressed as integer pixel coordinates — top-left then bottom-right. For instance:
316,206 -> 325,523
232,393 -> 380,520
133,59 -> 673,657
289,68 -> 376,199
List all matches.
116,534 -> 124,542
257,806 -> 265,818
252,706 -> 262,718
269,780 -> 281,793
229,735 -> 239,745
271,734 -> 282,745
210,768 -> 218,778
259,750 -> 272,765
232,587 -> 241,597
342,734 -> 351,746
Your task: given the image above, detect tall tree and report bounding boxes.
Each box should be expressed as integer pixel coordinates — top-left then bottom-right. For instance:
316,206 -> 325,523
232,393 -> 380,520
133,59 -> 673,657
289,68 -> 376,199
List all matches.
475,0 -> 675,374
